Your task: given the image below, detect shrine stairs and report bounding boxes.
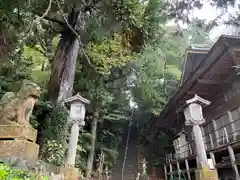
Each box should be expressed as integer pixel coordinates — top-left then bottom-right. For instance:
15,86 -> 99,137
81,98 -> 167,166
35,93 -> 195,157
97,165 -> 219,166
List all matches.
111,122 -> 138,180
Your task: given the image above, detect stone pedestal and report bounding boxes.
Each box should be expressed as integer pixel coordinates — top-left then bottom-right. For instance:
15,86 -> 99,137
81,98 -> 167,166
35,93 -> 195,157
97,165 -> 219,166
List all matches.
195,166 -> 218,180
60,167 -> 80,180
0,125 -> 39,162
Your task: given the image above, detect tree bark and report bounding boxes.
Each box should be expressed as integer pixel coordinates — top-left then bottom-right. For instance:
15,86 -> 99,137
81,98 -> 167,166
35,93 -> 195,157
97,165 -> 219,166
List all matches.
86,117 -> 98,179
48,10 -> 80,105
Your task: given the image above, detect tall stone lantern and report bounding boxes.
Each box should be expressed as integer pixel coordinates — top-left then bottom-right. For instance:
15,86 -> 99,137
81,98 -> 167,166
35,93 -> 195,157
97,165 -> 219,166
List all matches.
180,94 -> 218,180
60,93 -> 90,180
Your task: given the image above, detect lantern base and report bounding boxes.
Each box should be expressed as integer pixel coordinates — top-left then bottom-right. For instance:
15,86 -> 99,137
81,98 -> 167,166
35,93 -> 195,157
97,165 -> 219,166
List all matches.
195,166 -> 218,180
60,167 -> 80,180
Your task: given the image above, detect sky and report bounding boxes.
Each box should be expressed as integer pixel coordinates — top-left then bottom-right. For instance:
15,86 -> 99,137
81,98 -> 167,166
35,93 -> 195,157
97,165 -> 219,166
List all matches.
191,0 -> 240,40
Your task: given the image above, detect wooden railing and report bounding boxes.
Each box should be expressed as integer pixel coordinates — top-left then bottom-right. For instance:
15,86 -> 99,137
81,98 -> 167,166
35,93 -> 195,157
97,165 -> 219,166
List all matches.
165,109 -> 240,164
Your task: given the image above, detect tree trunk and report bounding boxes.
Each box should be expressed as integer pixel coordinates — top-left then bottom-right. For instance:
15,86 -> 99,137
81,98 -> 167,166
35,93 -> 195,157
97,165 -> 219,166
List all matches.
86,117 -> 98,179
48,10 -> 80,105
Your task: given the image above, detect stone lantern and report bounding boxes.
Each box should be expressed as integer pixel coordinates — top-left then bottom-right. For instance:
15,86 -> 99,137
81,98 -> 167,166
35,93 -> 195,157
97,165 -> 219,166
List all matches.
182,94 -> 210,167
60,93 -> 90,180
65,93 -> 90,167
180,94 -> 218,180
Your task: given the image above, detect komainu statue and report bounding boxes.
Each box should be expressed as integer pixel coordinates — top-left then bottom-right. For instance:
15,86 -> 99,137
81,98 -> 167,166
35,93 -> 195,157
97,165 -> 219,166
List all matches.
0,79 -> 41,126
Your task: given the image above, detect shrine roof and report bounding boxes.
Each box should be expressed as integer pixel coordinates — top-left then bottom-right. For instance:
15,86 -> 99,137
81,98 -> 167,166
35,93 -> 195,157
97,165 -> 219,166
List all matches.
154,35 -> 240,129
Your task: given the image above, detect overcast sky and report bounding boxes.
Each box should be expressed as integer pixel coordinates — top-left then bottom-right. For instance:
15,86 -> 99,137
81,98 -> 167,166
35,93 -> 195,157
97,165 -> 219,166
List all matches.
192,0 -> 240,40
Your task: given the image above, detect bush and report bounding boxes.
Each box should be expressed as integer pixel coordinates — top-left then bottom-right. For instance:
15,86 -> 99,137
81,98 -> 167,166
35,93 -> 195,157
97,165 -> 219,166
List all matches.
0,164 -> 48,180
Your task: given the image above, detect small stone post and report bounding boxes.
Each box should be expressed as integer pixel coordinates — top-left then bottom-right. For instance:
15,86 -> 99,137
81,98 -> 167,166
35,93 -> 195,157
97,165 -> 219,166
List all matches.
60,93 -> 90,180
141,158 -> 148,180
97,151 -> 105,179
181,94 -> 218,180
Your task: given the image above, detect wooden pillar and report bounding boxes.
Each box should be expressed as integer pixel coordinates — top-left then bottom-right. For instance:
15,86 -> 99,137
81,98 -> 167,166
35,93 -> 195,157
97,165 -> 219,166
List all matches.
223,125 -> 240,178
169,163 -> 173,175
223,127 -> 229,143
210,151 -> 219,177
185,159 -> 191,180
164,165 -> 167,180
196,156 -> 199,169
209,152 -> 216,166
227,111 -> 237,141
189,143 -> 193,155
209,133 -> 214,149
177,161 -> 181,178
212,119 -> 218,147
227,145 -> 240,179
169,163 -> 173,180
169,163 -> 172,172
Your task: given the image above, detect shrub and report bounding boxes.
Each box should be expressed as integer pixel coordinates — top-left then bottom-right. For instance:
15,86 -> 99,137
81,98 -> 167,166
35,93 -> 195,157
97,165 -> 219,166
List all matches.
0,164 -> 48,180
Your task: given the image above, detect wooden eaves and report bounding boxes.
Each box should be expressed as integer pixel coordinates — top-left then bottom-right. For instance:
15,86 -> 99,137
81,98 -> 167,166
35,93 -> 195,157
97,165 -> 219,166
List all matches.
154,35 -> 240,129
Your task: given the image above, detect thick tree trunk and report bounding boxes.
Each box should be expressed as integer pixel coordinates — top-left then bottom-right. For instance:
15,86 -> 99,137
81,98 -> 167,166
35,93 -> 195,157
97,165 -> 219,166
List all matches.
57,39 -> 79,102
86,117 -> 98,179
48,10 -> 80,105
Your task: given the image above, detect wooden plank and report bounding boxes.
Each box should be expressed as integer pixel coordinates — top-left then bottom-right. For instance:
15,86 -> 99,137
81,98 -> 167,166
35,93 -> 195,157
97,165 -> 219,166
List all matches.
186,91 -> 209,96
197,78 -> 222,85
203,74 -> 239,120
227,47 -> 240,65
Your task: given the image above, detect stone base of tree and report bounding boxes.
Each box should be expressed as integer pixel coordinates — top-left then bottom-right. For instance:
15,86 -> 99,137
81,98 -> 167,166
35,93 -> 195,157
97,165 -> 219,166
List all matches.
0,125 -> 39,162
60,167 -> 80,180
195,166 -> 218,180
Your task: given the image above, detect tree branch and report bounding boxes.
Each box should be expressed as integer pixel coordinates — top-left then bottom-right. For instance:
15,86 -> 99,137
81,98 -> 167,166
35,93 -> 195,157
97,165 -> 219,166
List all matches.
38,0 -> 53,21
33,11 -> 65,25
27,0 -> 53,36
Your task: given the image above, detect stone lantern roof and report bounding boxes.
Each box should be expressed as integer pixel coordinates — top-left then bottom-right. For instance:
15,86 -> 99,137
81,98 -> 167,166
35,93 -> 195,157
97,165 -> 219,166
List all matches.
65,93 -> 90,105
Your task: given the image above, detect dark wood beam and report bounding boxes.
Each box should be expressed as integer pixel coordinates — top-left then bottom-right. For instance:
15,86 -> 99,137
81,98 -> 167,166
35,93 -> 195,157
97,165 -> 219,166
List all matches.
197,78 -> 222,85
186,91 -> 209,96
227,47 -> 240,65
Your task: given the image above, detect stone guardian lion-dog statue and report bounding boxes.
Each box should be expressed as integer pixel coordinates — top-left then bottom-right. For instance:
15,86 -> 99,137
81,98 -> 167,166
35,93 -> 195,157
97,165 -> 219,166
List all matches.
0,79 -> 41,126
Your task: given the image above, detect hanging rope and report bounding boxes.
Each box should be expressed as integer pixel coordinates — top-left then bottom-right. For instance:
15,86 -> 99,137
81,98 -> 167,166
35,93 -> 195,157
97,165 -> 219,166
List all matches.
121,109 -> 134,180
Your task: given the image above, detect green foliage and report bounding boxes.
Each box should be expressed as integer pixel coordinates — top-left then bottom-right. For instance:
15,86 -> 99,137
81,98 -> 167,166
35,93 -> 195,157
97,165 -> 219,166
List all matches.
87,34 -> 133,75
0,51 -> 34,96
41,140 -> 66,166
0,164 -> 47,180
0,0 -> 216,176
23,45 -> 50,86
112,0 -> 145,28
36,102 -> 68,166
132,39 -> 181,116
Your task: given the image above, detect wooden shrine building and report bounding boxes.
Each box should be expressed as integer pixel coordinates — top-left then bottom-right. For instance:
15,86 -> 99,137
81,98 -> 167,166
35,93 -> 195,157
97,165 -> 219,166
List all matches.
156,35 -> 240,180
